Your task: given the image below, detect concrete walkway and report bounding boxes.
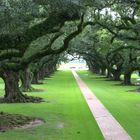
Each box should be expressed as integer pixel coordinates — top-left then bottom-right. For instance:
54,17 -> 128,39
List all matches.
72,70 -> 132,140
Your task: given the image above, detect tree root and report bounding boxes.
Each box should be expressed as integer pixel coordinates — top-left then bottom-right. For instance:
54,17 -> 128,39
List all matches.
20,86 -> 35,92
0,93 -> 44,103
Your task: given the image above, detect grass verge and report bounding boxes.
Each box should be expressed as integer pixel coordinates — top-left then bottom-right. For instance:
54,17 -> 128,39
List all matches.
78,70 -> 140,140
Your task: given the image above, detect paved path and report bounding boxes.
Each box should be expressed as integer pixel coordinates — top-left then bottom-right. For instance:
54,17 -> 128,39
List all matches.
72,70 -> 132,140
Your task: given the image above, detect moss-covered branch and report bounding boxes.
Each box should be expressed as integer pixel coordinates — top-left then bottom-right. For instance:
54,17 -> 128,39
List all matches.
0,11 -> 80,51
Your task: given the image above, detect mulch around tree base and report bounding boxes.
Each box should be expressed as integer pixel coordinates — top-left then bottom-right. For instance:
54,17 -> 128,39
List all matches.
0,112 -> 45,132
128,89 -> 140,92
32,89 -> 45,92
0,96 -> 45,103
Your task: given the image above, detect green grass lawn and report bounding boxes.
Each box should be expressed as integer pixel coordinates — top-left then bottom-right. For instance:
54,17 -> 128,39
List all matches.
0,71 -> 103,140
78,71 -> 140,140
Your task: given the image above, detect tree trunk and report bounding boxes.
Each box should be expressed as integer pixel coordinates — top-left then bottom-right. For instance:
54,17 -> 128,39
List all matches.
112,71 -> 121,81
39,68 -> 46,80
1,70 -> 42,103
106,69 -> 112,79
20,68 -> 33,92
93,66 -> 100,74
32,71 -> 39,84
45,67 -> 52,78
124,72 -> 132,85
2,70 -> 25,102
100,68 -> 106,75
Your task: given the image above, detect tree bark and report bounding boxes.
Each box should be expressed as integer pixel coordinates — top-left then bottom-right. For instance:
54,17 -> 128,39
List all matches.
106,69 -> 112,79
32,71 -> 39,84
20,68 -> 33,92
2,70 -> 25,102
124,72 -> 132,85
39,68 -> 45,80
1,70 -> 42,103
100,68 -> 106,75
112,71 -> 121,81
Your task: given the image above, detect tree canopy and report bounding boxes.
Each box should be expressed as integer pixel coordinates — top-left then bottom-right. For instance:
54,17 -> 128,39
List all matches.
0,0 -> 140,102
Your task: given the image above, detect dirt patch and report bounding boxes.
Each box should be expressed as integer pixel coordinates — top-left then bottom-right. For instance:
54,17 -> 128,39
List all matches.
16,119 -> 44,129
0,112 -> 45,132
56,122 -> 64,129
136,103 -> 140,108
